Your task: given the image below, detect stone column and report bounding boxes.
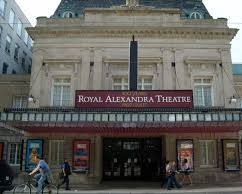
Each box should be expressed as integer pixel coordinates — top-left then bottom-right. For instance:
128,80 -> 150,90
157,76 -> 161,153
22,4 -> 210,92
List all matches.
174,49 -> 185,89
93,50 -> 103,90
216,62 -> 224,106
163,49 -> 173,89
80,49 -> 91,90
94,136 -> 102,183
28,49 -> 44,108
220,49 -> 234,107
104,62 -> 111,90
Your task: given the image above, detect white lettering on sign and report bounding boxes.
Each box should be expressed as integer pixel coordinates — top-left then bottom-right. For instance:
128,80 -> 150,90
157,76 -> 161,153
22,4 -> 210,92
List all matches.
78,95 -> 103,103
155,95 -> 191,103
30,143 -> 40,148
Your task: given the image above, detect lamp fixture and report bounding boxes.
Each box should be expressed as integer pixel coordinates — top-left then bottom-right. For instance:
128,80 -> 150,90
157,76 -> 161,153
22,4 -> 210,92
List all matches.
229,95 -> 237,104
28,95 -> 37,103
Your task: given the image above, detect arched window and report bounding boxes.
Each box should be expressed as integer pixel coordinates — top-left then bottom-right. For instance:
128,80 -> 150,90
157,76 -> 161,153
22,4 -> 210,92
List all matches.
190,12 -> 203,19
63,11 -> 74,18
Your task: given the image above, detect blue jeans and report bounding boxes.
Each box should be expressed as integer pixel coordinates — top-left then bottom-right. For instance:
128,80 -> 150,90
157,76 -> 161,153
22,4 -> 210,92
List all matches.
34,173 -> 47,194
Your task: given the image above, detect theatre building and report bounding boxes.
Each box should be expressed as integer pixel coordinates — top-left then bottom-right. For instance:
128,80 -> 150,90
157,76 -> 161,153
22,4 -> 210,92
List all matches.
1,0 -> 242,184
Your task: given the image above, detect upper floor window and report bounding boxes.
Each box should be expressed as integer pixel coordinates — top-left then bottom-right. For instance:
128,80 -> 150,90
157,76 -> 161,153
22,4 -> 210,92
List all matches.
13,96 -> 27,108
63,11 -> 74,18
16,18 -> 22,37
0,0 -> 6,17
5,35 -> 12,54
113,76 -> 153,90
2,62 -> 8,74
0,25 -> 2,46
14,43 -> 20,62
52,78 -> 71,107
193,78 -> 213,107
9,143 -> 22,165
8,9 -> 15,28
200,140 -> 216,167
190,12 -> 203,19
138,77 -> 153,90
113,77 -> 129,90
23,29 -> 28,45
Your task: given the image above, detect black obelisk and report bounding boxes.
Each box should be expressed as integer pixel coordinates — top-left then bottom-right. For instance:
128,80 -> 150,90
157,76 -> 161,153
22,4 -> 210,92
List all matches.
129,35 -> 138,90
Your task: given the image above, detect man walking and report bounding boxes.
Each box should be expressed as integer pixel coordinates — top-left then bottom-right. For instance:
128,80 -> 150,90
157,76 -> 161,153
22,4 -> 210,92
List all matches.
59,159 -> 71,190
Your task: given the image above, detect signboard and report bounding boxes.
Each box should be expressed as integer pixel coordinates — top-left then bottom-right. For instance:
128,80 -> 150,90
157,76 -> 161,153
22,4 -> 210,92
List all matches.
177,139 -> 194,172
73,140 -> 90,172
75,90 -> 193,108
0,142 -> 4,160
222,139 -> 240,171
25,139 -> 43,171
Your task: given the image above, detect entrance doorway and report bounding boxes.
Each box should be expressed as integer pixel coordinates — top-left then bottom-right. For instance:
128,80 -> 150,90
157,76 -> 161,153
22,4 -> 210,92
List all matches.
103,138 -> 162,180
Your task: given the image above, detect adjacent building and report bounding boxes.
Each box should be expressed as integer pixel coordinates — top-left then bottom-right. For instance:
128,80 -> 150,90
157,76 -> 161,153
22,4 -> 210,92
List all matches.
0,0 -> 33,74
1,0 -> 242,185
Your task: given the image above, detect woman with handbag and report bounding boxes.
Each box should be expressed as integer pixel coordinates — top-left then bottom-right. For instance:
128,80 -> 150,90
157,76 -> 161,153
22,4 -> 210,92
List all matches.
58,159 -> 71,190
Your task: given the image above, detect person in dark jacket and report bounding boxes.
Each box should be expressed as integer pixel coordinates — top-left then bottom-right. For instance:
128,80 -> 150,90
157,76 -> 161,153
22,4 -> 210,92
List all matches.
58,159 -> 71,190
0,160 -> 15,194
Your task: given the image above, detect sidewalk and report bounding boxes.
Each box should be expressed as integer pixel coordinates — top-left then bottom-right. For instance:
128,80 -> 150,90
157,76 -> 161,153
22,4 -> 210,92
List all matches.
57,182 -> 242,194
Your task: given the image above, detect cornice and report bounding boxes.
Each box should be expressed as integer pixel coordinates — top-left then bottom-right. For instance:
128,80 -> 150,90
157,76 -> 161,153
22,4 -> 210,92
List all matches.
28,26 -> 238,41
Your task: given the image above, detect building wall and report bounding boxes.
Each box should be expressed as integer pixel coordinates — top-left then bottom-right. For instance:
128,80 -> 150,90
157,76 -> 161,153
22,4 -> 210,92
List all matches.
0,75 -> 30,111
28,9 -> 237,109
0,0 -> 32,74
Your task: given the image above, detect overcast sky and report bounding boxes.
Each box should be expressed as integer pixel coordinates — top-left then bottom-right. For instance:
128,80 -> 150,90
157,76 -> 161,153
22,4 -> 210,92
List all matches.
15,0 -> 242,63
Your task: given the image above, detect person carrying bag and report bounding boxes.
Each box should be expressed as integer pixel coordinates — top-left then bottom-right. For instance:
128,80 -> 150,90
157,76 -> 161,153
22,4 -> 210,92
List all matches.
58,159 -> 71,190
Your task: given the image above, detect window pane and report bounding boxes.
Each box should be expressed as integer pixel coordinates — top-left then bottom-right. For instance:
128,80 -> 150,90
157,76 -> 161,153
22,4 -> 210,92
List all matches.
200,141 -> 206,165
207,141 -> 216,166
0,0 -> 5,16
9,9 -> 15,28
16,18 -> 22,37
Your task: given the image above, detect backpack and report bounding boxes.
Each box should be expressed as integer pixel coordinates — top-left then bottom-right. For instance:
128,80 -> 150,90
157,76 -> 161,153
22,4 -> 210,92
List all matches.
64,162 -> 71,175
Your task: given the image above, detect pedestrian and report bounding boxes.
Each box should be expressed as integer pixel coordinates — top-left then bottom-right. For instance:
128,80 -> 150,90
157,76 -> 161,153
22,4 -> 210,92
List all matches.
170,160 -> 182,189
182,158 -> 192,185
29,155 -> 52,194
165,161 -> 173,190
0,160 -> 15,194
58,159 -> 71,190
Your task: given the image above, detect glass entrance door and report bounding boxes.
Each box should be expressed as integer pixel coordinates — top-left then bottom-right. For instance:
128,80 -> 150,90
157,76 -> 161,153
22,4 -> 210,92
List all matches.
103,138 -> 162,180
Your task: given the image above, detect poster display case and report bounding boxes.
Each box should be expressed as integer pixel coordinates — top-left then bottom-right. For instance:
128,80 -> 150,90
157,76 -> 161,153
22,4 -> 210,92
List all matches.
25,139 -> 43,171
0,142 -> 4,159
176,139 -> 194,172
73,140 -> 90,173
222,139 -> 240,171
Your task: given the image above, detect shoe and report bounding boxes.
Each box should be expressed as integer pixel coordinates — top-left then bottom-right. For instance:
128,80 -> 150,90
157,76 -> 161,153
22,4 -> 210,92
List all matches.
65,188 -> 71,190
167,188 -> 172,190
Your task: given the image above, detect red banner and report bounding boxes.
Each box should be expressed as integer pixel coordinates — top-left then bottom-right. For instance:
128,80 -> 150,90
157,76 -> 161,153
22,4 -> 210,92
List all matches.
0,142 -> 4,160
73,140 -> 90,172
75,90 -> 193,108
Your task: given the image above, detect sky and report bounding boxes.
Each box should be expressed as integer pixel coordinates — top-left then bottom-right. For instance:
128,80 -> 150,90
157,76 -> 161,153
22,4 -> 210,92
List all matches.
15,0 -> 242,63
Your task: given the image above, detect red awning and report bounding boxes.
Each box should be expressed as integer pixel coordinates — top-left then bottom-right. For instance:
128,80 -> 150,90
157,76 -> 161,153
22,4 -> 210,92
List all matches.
8,121 -> 241,135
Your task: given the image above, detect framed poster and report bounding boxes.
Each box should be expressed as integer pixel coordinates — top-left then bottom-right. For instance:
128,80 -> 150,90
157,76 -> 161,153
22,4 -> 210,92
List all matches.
73,140 -> 90,173
222,139 -> 240,171
0,142 -> 4,160
176,139 -> 194,172
25,139 -> 43,171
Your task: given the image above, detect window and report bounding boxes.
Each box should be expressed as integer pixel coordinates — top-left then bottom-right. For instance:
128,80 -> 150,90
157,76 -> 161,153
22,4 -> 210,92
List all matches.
49,140 -> 64,166
113,77 -> 129,90
14,43 -> 20,62
0,0 -> 6,17
21,51 -> 27,70
52,78 -> 71,106
193,78 -> 213,107
113,76 -> 153,90
2,62 -> 8,74
16,18 -> 22,37
200,140 -> 216,167
138,77 -> 153,90
5,35 -> 12,54
23,29 -> 28,45
9,143 -> 22,165
0,25 -> 2,46
63,11 -> 73,18
8,9 -> 15,28
190,12 -> 202,19
13,96 -> 27,108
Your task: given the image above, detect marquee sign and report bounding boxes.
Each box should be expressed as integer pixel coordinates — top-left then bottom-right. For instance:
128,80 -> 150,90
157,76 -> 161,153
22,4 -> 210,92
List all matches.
75,90 -> 193,108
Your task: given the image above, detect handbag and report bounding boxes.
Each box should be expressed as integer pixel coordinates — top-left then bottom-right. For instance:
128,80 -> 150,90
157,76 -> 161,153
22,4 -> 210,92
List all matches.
59,171 -> 64,179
